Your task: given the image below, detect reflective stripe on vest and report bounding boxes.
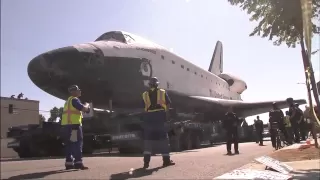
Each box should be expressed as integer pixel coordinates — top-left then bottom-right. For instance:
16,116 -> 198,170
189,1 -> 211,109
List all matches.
61,96 -> 82,125
142,89 -> 167,112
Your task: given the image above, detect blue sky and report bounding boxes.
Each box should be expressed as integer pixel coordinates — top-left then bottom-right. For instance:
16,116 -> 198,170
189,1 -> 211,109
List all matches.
1,0 -> 319,124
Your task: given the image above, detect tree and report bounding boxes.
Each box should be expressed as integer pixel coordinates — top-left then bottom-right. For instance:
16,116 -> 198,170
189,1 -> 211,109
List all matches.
47,107 -> 65,122
227,0 -> 320,112
39,114 -> 46,122
58,107 -> 64,122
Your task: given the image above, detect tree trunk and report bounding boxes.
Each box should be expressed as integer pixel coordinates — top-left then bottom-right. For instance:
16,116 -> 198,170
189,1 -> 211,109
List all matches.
300,38 -> 320,148
299,37 -> 320,113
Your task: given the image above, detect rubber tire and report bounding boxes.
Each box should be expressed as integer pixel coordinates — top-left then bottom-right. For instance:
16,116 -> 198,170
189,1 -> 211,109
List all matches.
169,135 -> 181,152
83,145 -> 94,155
17,139 -> 33,158
192,135 -> 201,149
182,133 -> 193,150
118,147 -> 133,154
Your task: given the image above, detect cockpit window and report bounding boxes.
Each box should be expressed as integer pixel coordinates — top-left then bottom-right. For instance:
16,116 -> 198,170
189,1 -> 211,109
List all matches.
123,34 -> 135,44
95,31 -> 135,44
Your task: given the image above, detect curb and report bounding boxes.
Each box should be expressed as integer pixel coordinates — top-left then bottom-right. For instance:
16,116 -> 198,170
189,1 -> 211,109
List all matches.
214,141 -> 319,179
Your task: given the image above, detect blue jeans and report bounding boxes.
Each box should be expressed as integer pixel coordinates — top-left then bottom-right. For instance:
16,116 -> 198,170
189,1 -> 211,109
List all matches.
143,111 -> 170,156
61,124 -> 83,166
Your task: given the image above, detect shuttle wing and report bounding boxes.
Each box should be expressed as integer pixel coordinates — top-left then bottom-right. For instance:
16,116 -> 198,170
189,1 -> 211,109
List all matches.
189,96 -> 306,117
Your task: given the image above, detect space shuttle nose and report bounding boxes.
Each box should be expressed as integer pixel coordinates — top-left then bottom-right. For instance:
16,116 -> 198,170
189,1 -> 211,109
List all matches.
27,46 -> 83,88
28,46 -> 81,73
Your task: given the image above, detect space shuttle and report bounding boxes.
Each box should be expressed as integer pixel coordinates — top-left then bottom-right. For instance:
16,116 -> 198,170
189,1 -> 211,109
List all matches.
27,31 -> 306,120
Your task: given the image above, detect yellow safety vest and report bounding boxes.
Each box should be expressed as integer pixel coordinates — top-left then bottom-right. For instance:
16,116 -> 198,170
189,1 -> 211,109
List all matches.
142,88 -> 167,112
61,96 -> 82,125
284,115 -> 291,127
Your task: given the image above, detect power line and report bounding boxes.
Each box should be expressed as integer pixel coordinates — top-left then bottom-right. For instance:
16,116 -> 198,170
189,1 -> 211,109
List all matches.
1,106 -> 54,113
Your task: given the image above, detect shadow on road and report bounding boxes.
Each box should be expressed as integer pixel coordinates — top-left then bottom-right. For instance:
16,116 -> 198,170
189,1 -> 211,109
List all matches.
1,142 -> 257,163
0,149 -> 199,163
1,156 -> 63,162
0,152 -> 142,162
2,169 -> 78,180
110,166 -> 165,180
292,169 -> 320,180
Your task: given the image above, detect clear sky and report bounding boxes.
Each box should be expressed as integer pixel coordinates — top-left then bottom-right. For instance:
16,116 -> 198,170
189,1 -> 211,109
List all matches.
1,0 -> 319,124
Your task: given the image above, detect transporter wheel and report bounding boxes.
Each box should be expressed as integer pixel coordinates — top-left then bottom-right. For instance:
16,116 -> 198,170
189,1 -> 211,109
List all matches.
83,145 -> 94,155
169,134 -> 182,152
181,131 -> 192,150
82,139 -> 94,155
118,147 -> 130,154
82,135 -> 95,155
192,134 -> 201,149
17,138 -> 34,158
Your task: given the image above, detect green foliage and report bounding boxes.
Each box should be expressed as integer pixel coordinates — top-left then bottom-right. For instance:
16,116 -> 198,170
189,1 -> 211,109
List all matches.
48,107 -> 64,122
39,114 -> 46,121
228,0 -> 320,48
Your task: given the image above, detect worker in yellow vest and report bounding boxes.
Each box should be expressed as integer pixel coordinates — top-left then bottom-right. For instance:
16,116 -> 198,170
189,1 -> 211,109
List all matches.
61,85 -> 90,170
284,111 -> 293,145
142,77 -> 175,169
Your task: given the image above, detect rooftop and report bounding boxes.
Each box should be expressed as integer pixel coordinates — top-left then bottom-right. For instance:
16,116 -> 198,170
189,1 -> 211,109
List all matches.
0,96 -> 39,103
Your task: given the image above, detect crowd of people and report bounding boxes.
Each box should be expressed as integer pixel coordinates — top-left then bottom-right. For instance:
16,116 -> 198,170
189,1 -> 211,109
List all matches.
59,78 -> 318,170
253,99 -> 319,149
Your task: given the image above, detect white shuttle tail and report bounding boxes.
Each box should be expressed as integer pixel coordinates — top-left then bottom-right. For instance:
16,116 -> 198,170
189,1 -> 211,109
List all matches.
208,41 -> 223,75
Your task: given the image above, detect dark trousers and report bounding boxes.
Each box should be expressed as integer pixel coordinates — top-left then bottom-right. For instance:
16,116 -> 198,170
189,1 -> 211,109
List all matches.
253,130 -> 258,143
143,111 -> 170,164
61,124 -> 83,167
305,121 -> 313,138
299,122 -> 306,140
226,128 -> 239,152
292,124 -> 300,143
285,127 -> 294,144
257,130 -> 263,145
270,129 -> 277,148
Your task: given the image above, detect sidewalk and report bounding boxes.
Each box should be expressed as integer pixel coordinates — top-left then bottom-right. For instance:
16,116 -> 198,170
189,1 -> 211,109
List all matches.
238,160 -> 319,180
214,139 -> 320,179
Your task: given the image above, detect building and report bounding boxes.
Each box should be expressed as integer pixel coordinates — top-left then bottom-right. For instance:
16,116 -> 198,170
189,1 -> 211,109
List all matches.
1,96 -> 40,158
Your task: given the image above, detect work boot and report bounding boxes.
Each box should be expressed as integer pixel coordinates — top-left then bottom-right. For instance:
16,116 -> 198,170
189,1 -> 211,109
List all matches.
143,154 -> 151,169
74,164 -> 89,170
143,162 -> 149,169
162,156 -> 175,167
65,165 -> 74,170
226,151 -> 232,155
234,150 -> 239,154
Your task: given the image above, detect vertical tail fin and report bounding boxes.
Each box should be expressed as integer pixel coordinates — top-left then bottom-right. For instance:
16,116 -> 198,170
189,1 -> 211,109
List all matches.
208,41 -> 223,75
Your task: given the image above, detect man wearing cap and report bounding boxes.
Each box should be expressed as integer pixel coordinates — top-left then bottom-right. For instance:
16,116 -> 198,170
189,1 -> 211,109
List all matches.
295,103 -> 306,141
223,106 -> 242,155
142,77 -> 175,169
255,116 -> 264,146
269,102 -> 285,148
61,85 -> 90,170
287,98 -> 301,143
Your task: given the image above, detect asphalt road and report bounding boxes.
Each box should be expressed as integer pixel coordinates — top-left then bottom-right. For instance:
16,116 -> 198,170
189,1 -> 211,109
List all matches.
1,141 -> 273,180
